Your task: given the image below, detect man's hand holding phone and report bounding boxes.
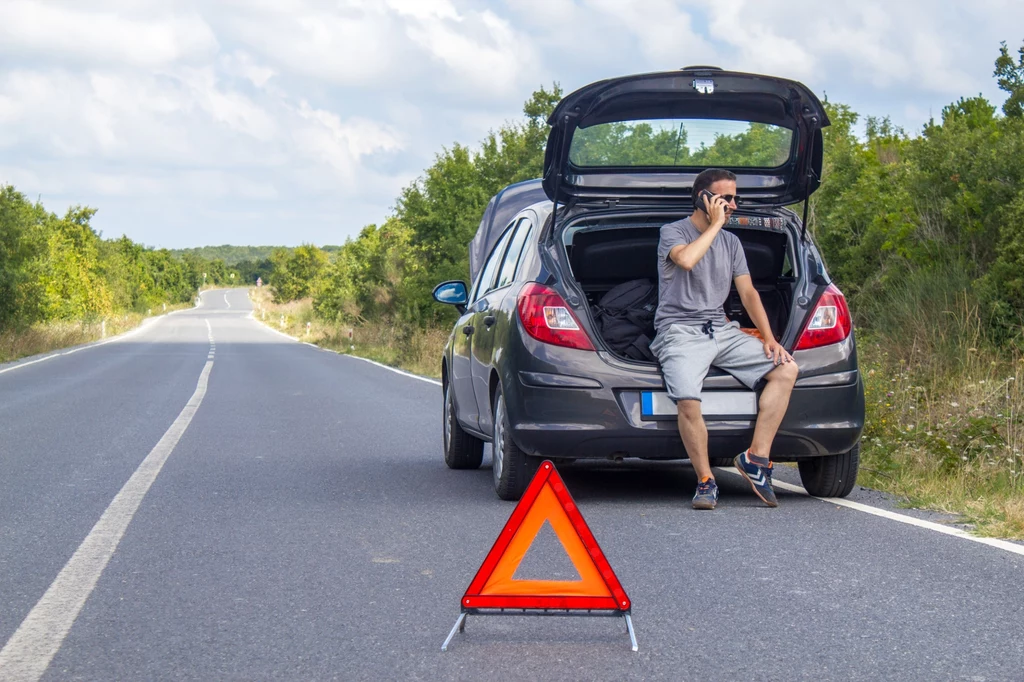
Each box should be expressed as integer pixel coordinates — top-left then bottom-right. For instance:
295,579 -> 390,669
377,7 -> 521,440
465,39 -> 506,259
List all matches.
700,190 -> 729,229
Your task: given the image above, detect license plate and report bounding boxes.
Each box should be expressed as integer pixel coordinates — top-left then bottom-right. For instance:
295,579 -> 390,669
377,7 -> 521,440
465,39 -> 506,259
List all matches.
641,391 -> 757,419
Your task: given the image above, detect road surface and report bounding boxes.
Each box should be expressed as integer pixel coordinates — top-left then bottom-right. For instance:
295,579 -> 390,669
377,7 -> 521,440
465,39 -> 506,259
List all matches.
1,289 -> 1021,681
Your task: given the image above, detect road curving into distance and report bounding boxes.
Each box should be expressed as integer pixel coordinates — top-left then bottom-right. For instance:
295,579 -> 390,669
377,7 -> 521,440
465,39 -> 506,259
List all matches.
0,288 -> 1021,681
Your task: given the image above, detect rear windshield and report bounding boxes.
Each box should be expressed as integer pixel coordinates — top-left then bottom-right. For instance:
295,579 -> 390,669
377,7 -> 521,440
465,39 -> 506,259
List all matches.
568,118 -> 793,169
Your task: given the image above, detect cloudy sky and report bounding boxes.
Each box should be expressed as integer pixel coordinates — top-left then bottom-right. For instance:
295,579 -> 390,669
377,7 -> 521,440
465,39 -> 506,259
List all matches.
0,0 -> 1019,249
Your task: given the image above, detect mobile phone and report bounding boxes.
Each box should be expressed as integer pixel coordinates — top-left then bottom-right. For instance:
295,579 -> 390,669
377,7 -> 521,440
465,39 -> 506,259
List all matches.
694,189 -> 715,213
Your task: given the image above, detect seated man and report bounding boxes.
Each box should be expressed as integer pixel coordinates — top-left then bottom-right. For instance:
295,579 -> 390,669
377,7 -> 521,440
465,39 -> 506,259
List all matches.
651,169 -> 799,510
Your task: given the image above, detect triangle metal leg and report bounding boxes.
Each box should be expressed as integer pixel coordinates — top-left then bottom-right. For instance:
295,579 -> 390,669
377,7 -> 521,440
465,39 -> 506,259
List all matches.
624,613 -> 638,652
441,613 -> 467,652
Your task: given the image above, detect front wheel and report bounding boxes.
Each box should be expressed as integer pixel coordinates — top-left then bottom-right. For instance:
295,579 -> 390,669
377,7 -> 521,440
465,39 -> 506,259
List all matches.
798,443 -> 860,497
492,388 -> 538,500
443,383 -> 483,470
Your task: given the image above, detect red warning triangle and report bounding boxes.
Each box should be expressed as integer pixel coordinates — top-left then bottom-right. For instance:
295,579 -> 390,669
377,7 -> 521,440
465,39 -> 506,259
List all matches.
462,461 -> 631,612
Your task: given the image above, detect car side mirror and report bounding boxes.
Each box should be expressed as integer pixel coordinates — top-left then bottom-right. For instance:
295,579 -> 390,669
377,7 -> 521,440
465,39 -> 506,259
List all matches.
433,280 -> 468,314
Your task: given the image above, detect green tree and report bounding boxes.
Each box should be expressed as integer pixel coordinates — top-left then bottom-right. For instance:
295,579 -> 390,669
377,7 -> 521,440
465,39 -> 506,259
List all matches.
995,40 -> 1024,118
271,244 -> 328,302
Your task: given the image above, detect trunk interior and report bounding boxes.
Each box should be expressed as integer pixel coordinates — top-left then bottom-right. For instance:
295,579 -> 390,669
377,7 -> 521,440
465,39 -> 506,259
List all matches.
565,220 -> 797,362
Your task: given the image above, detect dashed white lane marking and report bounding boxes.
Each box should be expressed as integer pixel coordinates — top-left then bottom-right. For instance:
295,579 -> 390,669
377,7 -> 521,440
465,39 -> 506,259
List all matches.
0,327 -> 216,682
717,468 -> 1024,556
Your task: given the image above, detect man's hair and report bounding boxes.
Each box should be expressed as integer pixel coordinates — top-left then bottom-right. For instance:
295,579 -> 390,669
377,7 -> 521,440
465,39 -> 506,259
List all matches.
692,168 -> 737,205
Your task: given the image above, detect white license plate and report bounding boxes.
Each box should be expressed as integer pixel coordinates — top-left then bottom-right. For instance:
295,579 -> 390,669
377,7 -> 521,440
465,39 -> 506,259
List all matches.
641,391 -> 757,418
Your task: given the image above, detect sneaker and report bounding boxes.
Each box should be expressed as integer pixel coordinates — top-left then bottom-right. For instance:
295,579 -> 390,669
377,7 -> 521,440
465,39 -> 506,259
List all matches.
692,477 -> 719,510
734,451 -> 778,507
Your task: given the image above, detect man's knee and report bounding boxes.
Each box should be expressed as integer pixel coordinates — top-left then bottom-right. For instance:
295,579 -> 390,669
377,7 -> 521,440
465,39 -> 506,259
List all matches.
677,399 -> 702,420
768,360 -> 799,384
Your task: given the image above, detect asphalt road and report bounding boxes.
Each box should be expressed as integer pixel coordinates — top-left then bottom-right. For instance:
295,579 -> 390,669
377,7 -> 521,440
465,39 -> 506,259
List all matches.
1,289 -> 1022,681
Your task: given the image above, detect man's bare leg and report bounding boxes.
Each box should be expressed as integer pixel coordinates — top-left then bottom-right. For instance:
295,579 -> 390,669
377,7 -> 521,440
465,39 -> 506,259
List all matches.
677,399 -> 713,480
749,361 -> 799,458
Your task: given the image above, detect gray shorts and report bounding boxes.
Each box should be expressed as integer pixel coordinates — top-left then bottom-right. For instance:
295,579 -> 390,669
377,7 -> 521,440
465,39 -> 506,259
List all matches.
650,321 -> 780,402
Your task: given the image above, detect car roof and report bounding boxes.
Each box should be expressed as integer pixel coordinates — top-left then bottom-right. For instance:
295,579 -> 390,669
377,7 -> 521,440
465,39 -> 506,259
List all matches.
468,179 -> 548,283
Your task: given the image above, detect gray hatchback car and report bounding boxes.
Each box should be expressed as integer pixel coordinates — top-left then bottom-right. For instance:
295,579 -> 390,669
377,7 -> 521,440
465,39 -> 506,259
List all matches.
433,68 -> 865,500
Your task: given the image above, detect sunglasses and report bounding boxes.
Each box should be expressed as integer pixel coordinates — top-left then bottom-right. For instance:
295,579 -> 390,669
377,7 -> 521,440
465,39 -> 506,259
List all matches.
699,189 -> 739,206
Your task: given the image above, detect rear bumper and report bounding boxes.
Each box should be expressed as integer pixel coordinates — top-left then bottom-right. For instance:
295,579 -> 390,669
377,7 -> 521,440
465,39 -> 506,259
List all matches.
508,372 -> 864,462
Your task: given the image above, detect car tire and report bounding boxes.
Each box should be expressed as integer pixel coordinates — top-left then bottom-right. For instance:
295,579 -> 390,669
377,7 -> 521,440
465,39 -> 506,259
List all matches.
443,382 -> 483,470
492,387 -> 538,501
798,442 -> 859,497
709,457 -> 734,467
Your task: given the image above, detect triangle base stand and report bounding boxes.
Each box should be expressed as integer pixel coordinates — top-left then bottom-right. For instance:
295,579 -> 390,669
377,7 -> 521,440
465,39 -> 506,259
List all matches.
441,608 -> 638,652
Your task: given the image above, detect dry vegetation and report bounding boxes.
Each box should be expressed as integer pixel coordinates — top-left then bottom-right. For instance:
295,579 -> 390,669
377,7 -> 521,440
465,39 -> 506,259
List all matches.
249,287 -> 446,378
0,308 -> 190,365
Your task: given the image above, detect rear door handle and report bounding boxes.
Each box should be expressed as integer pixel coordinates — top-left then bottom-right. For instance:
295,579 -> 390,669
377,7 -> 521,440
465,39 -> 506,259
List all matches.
462,325 -> 474,335
483,315 -> 496,328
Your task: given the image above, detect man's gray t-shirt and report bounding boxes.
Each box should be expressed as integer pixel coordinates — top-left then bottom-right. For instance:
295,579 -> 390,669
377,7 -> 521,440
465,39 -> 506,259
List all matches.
654,217 -> 748,332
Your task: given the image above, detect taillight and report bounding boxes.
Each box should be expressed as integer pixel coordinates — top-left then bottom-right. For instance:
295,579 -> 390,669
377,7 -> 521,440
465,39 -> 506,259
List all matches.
516,283 -> 595,351
794,283 -> 852,350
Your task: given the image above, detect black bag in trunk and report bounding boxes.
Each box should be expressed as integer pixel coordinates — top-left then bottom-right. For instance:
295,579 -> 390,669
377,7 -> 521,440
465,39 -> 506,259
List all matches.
592,279 -> 658,362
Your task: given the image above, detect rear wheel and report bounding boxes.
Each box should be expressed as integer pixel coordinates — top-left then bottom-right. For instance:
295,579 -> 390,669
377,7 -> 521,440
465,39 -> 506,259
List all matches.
709,457 -> 734,468
443,383 -> 483,470
798,442 -> 860,497
492,388 -> 539,500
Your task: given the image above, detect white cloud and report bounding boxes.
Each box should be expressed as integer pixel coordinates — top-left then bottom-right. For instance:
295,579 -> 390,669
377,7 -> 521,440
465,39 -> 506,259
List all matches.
0,0 -> 218,67
401,9 -> 539,97
1,0 -> 1021,247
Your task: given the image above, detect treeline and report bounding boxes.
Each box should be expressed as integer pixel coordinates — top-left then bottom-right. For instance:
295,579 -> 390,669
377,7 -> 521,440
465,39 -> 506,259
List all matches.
7,41 -> 1024,352
0,186 -> 239,330
264,41 -> 1024,354
813,41 -> 1024,346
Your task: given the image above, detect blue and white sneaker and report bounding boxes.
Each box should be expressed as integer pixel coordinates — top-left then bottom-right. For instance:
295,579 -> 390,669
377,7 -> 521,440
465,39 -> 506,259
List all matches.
692,477 -> 719,510
734,451 -> 778,507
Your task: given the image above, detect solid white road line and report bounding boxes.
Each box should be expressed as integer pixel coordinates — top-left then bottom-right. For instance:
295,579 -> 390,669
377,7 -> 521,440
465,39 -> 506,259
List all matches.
0,327 -> 216,682
339,353 -> 441,386
0,317 -> 162,377
717,468 -> 1024,557
246,312 -> 440,384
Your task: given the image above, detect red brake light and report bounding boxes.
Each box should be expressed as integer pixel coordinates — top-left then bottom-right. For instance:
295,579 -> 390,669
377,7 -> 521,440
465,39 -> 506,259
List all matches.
516,283 -> 595,351
795,284 -> 852,351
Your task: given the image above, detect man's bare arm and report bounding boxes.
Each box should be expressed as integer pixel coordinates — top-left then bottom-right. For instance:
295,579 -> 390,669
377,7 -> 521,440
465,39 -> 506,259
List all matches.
669,225 -> 721,271
735,275 -> 773,339
736,274 -> 793,364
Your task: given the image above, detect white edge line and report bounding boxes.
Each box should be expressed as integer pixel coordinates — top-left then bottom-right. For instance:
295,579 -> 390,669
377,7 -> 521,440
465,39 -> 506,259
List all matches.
0,352 -> 215,680
246,313 -> 441,386
339,352 -> 441,386
717,468 -> 1024,556
0,293 -> 211,376
0,315 -> 166,376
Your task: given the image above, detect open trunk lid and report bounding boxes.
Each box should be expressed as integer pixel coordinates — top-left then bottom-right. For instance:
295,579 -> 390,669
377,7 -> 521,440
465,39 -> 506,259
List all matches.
542,68 -> 829,207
